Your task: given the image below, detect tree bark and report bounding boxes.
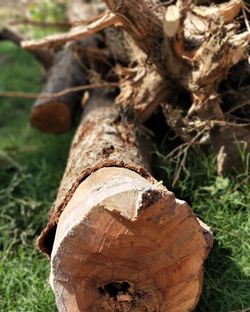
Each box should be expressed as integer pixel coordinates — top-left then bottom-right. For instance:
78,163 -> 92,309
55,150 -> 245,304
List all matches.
37,92 -> 212,312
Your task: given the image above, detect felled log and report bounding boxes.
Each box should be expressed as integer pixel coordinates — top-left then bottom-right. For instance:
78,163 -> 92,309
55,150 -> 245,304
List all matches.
37,92 -> 212,311
30,37 -> 98,133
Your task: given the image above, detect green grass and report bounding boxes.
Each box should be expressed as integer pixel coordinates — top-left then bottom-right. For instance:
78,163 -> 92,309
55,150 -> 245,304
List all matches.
0,42 -> 73,311
0,42 -> 250,312
154,150 -> 250,312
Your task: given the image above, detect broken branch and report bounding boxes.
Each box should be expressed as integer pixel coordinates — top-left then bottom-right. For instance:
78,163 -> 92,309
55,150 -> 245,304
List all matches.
21,11 -> 121,50
0,82 -> 118,100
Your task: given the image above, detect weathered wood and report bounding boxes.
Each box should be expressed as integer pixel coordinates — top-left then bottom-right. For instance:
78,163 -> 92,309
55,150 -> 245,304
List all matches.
67,0 -> 169,121
15,0 -> 250,172
103,0 -> 166,76
161,0 -> 250,174
7,0 -> 250,309
21,0 -> 249,124
30,37 -> 97,133
37,92 -> 212,311
37,92 -> 152,255
99,0 -> 250,158
51,167 -> 212,312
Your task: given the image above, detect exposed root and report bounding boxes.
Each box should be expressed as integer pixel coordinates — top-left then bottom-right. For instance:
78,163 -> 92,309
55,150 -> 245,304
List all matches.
20,0 -> 250,175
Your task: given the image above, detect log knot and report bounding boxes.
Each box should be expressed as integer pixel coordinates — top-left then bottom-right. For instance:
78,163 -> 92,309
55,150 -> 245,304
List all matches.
102,145 -> 115,157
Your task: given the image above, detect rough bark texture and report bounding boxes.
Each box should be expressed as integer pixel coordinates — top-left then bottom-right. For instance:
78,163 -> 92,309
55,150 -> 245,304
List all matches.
31,37 -> 98,133
37,92 -> 153,256
66,0 -> 170,121
38,92 -> 213,311
103,0 -> 250,174
22,0 -> 250,133
6,0 -> 250,310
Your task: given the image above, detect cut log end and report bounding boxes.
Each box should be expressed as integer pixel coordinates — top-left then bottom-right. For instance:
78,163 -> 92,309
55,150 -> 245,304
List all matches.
30,102 -> 72,134
50,167 -> 212,312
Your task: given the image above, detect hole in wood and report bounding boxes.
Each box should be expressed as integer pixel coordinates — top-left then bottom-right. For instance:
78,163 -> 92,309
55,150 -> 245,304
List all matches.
98,281 -> 133,301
